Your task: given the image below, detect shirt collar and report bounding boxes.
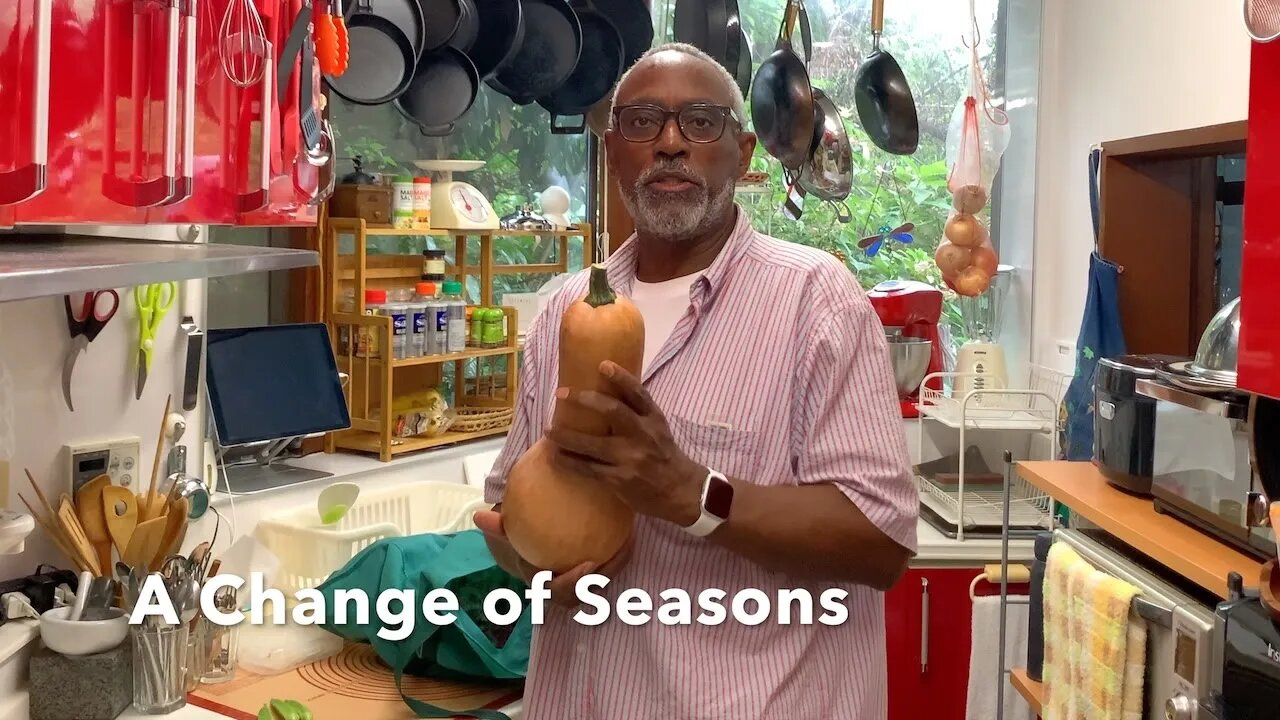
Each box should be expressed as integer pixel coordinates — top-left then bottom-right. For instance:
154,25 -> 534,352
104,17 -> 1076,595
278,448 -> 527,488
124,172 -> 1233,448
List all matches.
604,203 -> 756,304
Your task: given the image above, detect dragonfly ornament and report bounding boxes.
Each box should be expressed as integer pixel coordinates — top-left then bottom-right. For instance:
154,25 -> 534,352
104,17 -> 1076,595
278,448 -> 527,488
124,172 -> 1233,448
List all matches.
858,222 -> 915,257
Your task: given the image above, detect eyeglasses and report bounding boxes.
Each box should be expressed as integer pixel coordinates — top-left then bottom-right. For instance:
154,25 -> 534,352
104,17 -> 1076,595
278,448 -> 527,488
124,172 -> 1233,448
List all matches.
612,103 -> 739,144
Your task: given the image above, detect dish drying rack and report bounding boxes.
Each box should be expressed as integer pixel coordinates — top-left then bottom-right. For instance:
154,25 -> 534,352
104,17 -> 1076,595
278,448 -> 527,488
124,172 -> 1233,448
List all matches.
914,364 -> 1069,541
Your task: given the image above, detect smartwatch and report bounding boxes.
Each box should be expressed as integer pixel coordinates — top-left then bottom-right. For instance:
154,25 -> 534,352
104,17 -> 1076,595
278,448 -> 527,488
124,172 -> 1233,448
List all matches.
683,468 -> 734,537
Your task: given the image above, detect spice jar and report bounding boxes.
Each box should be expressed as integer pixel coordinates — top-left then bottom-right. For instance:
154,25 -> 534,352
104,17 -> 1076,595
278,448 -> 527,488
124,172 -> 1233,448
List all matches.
392,175 -> 415,229
421,248 -> 446,283
413,177 -> 432,229
481,307 -> 506,348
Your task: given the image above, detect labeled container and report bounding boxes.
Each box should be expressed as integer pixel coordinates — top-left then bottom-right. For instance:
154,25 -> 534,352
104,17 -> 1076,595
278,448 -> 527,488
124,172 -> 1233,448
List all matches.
421,248 -> 446,283
441,282 -> 467,353
481,307 -> 506,348
391,175 -> 415,229
413,177 -> 432,229
409,297 -> 428,357
383,302 -> 410,360
469,306 -> 482,347
337,288 -> 355,354
357,289 -> 387,358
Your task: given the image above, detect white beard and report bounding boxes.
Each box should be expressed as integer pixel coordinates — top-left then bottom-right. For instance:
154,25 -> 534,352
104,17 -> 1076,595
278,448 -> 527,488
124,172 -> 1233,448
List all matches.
621,178 -> 736,243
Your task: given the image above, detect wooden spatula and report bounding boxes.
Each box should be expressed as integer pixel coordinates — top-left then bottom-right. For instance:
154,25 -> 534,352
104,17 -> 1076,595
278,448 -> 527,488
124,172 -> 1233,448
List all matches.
150,498 -> 189,570
74,474 -> 113,572
101,485 -> 138,558
122,515 -> 167,572
56,496 -> 100,575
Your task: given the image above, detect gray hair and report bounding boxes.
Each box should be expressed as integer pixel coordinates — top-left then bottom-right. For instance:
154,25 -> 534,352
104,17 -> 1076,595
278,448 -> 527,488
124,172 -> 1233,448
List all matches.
610,42 -> 747,126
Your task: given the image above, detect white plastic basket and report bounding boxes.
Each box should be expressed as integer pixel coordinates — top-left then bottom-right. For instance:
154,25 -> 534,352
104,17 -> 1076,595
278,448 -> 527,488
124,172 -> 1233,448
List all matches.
254,481 -> 490,595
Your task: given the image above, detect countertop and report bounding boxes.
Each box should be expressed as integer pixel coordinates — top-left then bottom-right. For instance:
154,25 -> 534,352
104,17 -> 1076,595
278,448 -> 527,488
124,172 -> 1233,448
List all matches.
1016,460 -> 1269,598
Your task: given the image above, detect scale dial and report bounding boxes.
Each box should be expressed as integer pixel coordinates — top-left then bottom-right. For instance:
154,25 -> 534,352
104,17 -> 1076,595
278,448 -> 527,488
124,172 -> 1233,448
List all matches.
450,185 -> 490,223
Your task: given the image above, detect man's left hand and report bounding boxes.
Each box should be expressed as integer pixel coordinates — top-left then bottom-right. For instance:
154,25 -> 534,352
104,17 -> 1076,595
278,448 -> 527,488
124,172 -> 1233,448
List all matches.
545,361 -> 705,528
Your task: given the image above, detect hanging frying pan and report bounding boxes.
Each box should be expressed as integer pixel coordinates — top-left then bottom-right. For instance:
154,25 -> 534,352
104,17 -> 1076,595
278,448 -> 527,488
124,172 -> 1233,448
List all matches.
338,0 -> 426,59
488,0 -> 582,106
538,2 -> 624,134
797,88 -> 854,222
750,0 -> 813,174
394,45 -> 480,136
465,0 -> 523,79
673,0 -> 731,69
733,24 -> 752,97
581,0 -> 654,137
446,0 -> 479,52
852,0 -> 919,155
327,0 -> 417,104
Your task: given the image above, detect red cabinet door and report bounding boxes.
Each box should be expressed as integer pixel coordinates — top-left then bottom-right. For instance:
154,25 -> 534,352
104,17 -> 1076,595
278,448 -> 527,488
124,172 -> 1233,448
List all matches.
1241,37 -> 1280,400
886,567 -> 989,720
0,0 -> 52,208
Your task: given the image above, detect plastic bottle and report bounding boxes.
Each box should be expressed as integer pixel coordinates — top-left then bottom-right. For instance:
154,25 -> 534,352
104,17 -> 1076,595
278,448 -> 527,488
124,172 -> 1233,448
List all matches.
359,289 -> 387,358
409,285 -> 430,357
420,282 -> 446,356
384,301 -> 410,360
441,281 -> 467,353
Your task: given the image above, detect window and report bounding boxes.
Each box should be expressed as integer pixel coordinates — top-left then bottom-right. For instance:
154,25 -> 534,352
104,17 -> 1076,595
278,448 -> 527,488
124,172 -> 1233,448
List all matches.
661,0 -> 1011,359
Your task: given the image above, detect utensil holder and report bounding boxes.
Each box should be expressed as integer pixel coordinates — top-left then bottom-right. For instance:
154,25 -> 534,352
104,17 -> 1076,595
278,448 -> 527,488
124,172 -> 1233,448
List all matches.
131,624 -> 189,714
198,615 -> 238,684
184,621 -> 203,692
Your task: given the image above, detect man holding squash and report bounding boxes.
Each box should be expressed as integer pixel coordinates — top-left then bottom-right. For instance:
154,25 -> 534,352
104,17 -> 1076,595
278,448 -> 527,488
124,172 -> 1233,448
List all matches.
475,42 -> 918,720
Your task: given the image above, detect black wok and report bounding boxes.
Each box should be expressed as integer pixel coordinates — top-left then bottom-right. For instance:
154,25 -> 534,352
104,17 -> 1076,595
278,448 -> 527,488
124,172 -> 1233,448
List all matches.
852,0 -> 919,155
750,0 -> 813,174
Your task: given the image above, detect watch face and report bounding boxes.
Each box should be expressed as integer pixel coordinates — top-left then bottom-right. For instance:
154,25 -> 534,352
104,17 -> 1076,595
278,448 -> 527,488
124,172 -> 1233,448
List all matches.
704,475 -> 734,519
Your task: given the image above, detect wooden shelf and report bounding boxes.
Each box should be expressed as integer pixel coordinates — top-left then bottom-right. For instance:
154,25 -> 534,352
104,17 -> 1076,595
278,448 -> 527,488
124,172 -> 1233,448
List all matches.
336,345 -> 517,368
343,224 -> 586,238
1009,669 -> 1044,715
333,426 -> 511,456
1015,461 -> 1265,599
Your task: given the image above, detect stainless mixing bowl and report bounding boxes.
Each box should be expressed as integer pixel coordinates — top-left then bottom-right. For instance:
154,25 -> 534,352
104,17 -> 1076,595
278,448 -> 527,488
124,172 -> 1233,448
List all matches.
887,335 -> 933,397
1190,297 -> 1241,385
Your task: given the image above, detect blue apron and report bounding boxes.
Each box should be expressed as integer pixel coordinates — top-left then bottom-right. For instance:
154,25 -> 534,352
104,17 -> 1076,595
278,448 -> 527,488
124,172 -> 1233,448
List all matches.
1058,148 -> 1126,464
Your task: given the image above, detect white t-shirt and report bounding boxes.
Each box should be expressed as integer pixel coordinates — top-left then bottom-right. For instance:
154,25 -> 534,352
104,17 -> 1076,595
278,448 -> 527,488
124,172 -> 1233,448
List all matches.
629,272 -> 702,371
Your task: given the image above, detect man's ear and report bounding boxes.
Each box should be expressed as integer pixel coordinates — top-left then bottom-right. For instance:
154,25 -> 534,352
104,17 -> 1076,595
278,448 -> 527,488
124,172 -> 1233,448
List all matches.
604,129 -> 621,177
736,131 -> 758,177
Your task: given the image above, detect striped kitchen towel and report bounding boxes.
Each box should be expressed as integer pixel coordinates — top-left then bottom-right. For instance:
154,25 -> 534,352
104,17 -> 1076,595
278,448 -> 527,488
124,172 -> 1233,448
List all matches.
1041,542 -> 1147,720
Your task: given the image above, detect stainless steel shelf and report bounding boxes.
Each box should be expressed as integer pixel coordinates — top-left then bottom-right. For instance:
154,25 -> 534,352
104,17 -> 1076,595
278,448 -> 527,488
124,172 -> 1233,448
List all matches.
0,235 -> 319,303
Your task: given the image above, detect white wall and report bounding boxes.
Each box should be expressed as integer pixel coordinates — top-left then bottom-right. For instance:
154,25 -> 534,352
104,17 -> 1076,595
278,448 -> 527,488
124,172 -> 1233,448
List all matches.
1031,0 -> 1252,370
0,225 -> 208,580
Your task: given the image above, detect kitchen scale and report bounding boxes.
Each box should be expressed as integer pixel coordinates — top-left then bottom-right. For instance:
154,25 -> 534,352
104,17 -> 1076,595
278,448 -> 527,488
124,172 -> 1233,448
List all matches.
413,159 -> 499,231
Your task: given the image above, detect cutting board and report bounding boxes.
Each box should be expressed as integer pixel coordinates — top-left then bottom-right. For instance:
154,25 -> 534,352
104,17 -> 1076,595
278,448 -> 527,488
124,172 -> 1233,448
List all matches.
190,642 -> 522,719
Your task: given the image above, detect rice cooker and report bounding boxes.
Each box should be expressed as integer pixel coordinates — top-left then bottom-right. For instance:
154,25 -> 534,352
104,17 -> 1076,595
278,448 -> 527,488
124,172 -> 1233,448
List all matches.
1093,354 -> 1186,496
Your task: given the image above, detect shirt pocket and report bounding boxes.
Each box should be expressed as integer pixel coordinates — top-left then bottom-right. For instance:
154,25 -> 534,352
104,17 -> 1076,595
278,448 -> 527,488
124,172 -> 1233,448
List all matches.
667,413 -> 762,478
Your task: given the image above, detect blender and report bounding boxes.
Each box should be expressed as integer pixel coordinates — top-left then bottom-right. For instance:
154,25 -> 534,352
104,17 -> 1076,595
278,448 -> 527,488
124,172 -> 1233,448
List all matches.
953,264 -> 1014,403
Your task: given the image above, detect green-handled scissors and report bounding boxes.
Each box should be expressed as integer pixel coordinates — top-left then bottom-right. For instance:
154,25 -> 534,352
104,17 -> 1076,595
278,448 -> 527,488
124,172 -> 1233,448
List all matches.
134,282 -> 177,399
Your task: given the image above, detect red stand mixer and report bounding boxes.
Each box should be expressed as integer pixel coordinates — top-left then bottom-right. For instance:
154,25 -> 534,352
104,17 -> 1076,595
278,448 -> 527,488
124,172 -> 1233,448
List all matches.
867,280 -> 945,418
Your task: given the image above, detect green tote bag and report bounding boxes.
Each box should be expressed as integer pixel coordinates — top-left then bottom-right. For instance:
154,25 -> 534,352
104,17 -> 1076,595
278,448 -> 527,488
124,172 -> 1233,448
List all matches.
315,529 -> 532,719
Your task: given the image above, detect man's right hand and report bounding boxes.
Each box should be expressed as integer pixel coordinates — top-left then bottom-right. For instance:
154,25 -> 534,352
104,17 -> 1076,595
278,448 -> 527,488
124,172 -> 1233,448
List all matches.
473,507 -> 633,609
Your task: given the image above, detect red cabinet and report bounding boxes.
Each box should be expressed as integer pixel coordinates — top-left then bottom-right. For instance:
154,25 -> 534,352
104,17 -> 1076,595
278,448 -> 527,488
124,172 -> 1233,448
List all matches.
0,0 -> 325,226
886,567 -> 983,720
1241,36 -> 1280,400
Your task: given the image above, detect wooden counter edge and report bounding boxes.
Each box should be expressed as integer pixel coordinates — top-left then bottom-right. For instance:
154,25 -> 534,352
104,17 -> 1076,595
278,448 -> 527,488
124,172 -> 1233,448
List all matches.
1010,669 -> 1044,716
1014,460 -> 1265,600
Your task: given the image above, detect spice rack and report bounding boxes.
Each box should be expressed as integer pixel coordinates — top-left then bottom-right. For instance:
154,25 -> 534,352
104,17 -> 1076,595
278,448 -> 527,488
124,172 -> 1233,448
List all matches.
321,218 -> 592,461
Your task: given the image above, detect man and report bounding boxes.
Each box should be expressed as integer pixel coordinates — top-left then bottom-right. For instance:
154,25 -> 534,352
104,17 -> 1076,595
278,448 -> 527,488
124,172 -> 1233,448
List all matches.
475,42 -> 918,719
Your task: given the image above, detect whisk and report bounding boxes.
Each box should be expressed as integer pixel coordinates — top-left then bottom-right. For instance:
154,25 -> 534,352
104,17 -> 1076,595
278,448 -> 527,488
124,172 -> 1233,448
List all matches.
1244,0 -> 1280,42
219,0 -> 269,87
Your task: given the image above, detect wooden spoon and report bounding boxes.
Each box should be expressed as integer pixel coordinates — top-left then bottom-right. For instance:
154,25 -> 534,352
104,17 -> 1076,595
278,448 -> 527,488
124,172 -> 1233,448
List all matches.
101,485 -> 139,557
74,474 -> 113,572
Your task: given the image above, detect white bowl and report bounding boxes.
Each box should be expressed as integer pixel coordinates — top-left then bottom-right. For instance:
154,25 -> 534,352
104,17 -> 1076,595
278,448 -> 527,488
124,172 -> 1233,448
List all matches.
39,605 -> 129,656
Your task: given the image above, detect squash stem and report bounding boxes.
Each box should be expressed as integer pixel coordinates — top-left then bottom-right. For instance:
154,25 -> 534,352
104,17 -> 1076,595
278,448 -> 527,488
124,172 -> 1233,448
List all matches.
585,263 -> 615,307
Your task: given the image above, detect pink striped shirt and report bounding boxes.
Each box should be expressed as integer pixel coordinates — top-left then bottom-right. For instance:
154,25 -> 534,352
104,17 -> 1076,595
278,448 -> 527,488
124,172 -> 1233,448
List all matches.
486,206 -> 918,719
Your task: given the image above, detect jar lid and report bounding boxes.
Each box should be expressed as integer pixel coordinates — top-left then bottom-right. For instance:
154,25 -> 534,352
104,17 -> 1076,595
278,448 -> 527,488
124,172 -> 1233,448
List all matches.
414,176 -> 432,183
393,175 -> 413,183
423,248 -> 446,257
443,281 -> 463,294
365,289 -> 388,303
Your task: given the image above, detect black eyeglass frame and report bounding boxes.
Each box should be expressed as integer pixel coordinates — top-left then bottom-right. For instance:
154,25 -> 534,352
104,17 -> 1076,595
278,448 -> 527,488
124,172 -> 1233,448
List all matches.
610,103 -> 742,144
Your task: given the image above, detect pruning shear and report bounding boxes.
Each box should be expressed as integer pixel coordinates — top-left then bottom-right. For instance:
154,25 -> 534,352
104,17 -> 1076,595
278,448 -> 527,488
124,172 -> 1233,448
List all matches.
134,282 -> 177,399
62,290 -> 121,412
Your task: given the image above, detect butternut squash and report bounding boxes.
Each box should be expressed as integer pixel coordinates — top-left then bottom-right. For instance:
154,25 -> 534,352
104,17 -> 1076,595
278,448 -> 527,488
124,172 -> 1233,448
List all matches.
502,264 -> 644,573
